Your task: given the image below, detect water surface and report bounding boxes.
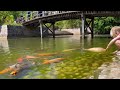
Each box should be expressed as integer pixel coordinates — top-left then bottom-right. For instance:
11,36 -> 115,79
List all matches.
0,35 -> 116,79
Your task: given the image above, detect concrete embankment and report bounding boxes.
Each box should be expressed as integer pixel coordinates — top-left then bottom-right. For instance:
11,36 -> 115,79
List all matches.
0,25 -> 80,38
91,54 -> 120,79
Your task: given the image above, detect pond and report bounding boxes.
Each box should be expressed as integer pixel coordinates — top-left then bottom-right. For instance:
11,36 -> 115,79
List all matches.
0,35 -> 116,79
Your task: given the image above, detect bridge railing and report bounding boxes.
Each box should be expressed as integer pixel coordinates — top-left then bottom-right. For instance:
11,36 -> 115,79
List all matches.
17,11 -> 76,23
32,11 -> 74,18
17,11 -> 120,24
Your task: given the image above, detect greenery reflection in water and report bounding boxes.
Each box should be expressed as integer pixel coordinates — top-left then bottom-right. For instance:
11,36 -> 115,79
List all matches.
0,35 -> 116,79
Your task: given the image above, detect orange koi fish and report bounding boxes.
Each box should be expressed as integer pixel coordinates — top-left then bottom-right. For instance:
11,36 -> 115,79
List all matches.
0,59 -> 35,76
0,57 -> 23,75
17,57 -> 23,63
9,60 -> 35,76
0,67 -> 18,76
62,48 -> 79,52
0,68 -> 13,74
42,58 -> 64,64
25,55 -> 38,59
0,64 -> 19,75
10,70 -> 18,76
37,53 -> 57,56
84,47 -> 106,52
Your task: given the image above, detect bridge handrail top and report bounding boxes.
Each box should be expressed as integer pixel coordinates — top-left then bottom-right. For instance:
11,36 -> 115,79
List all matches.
21,11 -> 120,24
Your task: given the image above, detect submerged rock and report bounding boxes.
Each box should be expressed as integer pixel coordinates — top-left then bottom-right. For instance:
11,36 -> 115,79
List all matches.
94,55 -> 120,79
9,59 -> 35,76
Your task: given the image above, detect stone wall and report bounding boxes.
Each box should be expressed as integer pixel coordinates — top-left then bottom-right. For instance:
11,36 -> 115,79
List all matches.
7,25 -> 74,38
0,25 -> 77,38
0,25 -> 8,38
7,25 -> 41,37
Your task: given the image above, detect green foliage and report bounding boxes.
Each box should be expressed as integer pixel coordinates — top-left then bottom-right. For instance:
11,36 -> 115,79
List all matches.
55,19 -> 81,29
55,21 -> 64,29
94,17 -> 116,34
54,16 -> 120,34
55,16 -> 120,34
0,11 -> 22,25
10,11 -> 22,19
4,15 -> 14,24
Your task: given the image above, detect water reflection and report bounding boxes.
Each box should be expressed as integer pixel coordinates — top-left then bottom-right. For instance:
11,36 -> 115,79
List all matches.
79,34 -> 93,51
0,38 -> 10,53
86,34 -> 93,47
40,37 -> 43,49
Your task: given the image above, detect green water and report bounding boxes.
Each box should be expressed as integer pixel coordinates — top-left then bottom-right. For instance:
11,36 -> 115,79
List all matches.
0,35 -> 116,79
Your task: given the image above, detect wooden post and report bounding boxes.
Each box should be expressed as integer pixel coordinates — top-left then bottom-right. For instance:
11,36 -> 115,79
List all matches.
91,17 -> 94,38
42,11 -> 45,17
52,22 -> 55,38
39,20 -> 43,38
79,17 -> 82,36
81,13 -> 85,38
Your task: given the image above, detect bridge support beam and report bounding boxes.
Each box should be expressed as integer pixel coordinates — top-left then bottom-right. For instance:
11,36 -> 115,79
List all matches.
91,17 -> 94,38
81,13 -> 85,38
52,22 -> 55,38
85,16 -> 94,38
43,22 -> 55,38
81,13 -> 94,38
39,20 -> 43,38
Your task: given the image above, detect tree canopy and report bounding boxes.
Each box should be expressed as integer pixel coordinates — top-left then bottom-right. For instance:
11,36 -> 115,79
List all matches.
55,17 -> 120,34
0,11 -> 24,25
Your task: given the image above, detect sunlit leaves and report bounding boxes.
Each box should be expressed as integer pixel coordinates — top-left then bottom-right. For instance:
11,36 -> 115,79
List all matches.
0,11 -> 22,25
55,19 -> 81,29
94,17 -> 117,34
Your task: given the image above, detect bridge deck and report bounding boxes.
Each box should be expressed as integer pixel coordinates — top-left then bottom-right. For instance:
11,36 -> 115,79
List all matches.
20,11 -> 120,38
22,11 -> 120,26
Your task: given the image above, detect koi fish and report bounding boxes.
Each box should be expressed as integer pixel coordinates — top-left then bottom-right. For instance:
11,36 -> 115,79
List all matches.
84,47 -> 106,52
0,58 -> 23,75
7,63 -> 22,75
10,60 -> 35,76
10,70 -> 18,76
0,59 -> 35,76
0,68 -> 13,74
42,58 -> 64,64
62,48 -> 80,52
25,55 -> 38,59
0,63 -> 21,75
17,55 -> 37,63
37,53 -> 57,56
17,57 -> 23,63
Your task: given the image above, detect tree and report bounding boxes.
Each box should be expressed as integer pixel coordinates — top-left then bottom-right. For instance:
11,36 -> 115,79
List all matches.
94,17 -> 116,34
0,11 -> 22,25
55,19 -> 81,29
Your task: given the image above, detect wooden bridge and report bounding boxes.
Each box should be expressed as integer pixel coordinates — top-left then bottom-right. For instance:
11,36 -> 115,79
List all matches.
20,11 -> 120,38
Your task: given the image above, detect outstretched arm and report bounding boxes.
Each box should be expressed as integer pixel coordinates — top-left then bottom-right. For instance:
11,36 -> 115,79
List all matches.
106,35 -> 120,51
